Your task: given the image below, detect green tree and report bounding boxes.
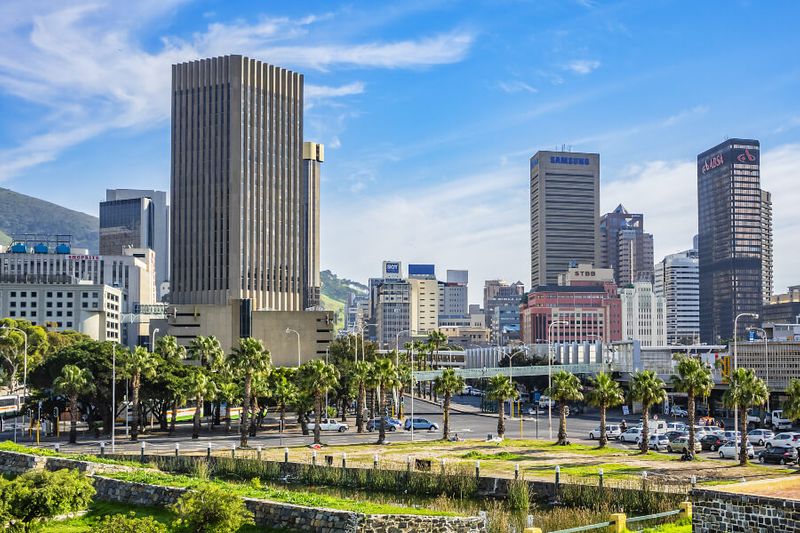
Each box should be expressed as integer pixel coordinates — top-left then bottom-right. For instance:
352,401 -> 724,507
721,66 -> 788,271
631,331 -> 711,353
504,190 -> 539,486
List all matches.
585,372 -> 624,448
630,370 -> 667,453
433,368 -> 465,440
171,483 -> 254,533
352,361 -> 372,433
216,380 -> 240,434
724,368 -> 769,465
122,346 -> 158,441
188,336 -> 224,369
0,318 -> 49,392
784,378 -> 800,422
53,364 -> 94,443
229,338 -> 271,448
298,359 -> 340,445
546,370 -> 584,445
486,374 -> 518,438
186,368 -> 217,439
268,367 -> 297,431
396,363 -> 412,419
671,356 -> 713,455
370,357 -> 400,444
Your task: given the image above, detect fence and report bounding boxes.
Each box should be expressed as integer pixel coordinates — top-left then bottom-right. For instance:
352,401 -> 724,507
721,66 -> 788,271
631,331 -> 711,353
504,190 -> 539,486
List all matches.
524,501 -> 691,533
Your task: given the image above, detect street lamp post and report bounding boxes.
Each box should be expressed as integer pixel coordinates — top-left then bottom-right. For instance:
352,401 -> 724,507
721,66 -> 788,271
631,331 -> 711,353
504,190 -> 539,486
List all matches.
1,326 -> 28,442
395,330 -> 414,419
511,345 -> 530,438
150,328 -> 160,353
285,328 -> 301,366
547,320 -> 569,440
410,343 -> 415,442
111,343 -> 116,453
733,312 -> 759,438
747,327 -> 770,413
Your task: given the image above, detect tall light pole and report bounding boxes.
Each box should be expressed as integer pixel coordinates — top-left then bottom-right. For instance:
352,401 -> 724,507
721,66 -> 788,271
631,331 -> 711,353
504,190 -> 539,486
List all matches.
150,328 -> 160,353
410,342 -> 415,442
353,324 -> 365,364
733,312 -> 759,438
547,320 -> 569,440
111,342 -> 116,453
285,328 -> 301,366
747,327 -> 770,413
2,326 -> 27,441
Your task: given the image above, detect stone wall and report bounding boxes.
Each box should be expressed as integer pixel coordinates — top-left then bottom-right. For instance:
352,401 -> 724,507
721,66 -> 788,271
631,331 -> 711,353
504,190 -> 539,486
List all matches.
692,488 -> 800,533
0,450 -> 45,474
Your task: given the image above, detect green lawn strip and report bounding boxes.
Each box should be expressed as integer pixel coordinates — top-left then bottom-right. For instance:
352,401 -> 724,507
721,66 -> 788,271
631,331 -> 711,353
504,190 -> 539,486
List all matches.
0,441 -> 146,468
105,470 -> 458,516
629,517 -> 691,533
525,462 -> 645,479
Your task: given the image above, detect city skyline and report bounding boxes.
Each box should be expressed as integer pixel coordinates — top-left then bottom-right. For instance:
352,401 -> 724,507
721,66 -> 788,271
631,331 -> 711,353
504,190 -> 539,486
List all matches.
0,1 -> 799,303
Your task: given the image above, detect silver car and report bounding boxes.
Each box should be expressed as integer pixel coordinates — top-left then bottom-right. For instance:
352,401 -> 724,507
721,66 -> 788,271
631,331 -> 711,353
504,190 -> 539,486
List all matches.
589,424 -> 621,440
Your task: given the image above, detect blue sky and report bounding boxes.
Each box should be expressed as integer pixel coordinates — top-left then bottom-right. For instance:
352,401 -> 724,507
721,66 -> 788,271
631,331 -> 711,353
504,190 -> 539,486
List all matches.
0,0 -> 799,303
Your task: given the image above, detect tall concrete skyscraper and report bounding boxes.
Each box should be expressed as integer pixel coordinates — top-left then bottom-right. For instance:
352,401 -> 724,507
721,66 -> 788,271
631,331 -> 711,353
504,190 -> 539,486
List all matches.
697,138 -> 769,342
599,204 -> 654,285
302,142 -> 323,310
654,248 -> 699,345
761,189 -> 773,302
100,189 -> 169,299
530,151 -> 600,288
170,55 -> 305,311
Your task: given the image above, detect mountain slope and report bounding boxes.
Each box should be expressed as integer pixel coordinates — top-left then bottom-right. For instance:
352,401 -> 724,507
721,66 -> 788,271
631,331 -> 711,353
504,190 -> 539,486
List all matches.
0,188 -> 98,252
320,270 -> 367,331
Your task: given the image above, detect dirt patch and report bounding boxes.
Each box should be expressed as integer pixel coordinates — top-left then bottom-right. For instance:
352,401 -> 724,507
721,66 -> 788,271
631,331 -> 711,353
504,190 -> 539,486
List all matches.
713,476 -> 800,499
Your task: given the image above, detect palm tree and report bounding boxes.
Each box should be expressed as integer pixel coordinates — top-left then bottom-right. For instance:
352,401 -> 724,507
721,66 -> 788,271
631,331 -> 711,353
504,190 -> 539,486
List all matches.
585,372 -> 624,448
124,346 -> 158,441
427,330 -> 447,398
630,370 -> 667,453
433,369 -> 465,440
724,368 -> 768,465
189,336 -> 224,369
186,368 -> 217,439
299,359 -> 339,445
671,356 -> 713,455
371,357 -> 399,445
546,370 -> 584,445
352,361 -> 372,433
784,378 -> 800,422
53,364 -> 93,444
396,363 -> 412,419
269,367 -> 298,432
485,374 -> 517,439
229,338 -> 272,448
216,380 -> 240,433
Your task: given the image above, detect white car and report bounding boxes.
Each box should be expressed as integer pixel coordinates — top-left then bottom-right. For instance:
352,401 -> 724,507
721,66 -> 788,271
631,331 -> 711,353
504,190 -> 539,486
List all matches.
645,434 -> 670,451
718,440 -> 755,460
538,396 -> 555,408
765,432 -> 800,449
307,418 -> 349,432
589,425 -> 621,440
666,422 -> 687,432
670,406 -> 688,417
619,427 -> 643,443
747,429 -> 775,446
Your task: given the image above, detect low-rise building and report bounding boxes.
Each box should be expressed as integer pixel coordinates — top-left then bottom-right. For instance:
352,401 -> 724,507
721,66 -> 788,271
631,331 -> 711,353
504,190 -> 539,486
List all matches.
762,286 -> 800,325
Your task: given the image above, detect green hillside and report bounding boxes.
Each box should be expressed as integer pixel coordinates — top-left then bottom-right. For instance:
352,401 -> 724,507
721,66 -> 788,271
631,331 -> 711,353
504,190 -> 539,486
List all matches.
320,270 -> 367,331
320,293 -> 346,331
0,188 -> 98,252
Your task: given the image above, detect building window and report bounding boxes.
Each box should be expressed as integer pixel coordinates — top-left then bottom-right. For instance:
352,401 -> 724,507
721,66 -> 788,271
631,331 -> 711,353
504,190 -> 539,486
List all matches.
46,302 -> 52,308
56,311 -> 62,317
20,292 -> 26,297
30,312 -> 36,317
67,292 -> 73,298
92,302 -> 98,309
56,302 -> 62,308
47,292 -> 52,298
9,302 -> 15,308
20,311 -> 26,317
30,302 -> 36,308
82,302 -> 88,309
66,322 -> 72,328
10,292 -> 15,297
82,292 -> 88,298
57,292 -> 63,298
9,311 -> 15,317
31,292 -> 36,297
66,311 -> 72,317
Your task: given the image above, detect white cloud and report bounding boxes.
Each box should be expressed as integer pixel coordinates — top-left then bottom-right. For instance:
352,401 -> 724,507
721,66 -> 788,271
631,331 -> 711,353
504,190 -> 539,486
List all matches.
497,80 -> 538,94
565,59 -> 601,74
0,2 -> 474,180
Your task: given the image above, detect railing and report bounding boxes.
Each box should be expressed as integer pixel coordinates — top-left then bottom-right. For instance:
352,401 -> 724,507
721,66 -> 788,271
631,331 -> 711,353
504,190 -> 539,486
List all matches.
526,502 -> 691,533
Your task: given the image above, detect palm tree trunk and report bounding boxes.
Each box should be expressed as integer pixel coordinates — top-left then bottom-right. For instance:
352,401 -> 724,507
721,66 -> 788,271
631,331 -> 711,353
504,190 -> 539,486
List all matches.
599,404 -> 607,448
169,400 -> 177,434
357,384 -> 365,433
558,403 -> 568,445
739,405 -> 749,466
130,372 -> 141,441
497,399 -> 505,437
398,384 -> 405,419
641,405 -> 650,453
340,398 -> 347,422
69,396 -> 78,444
313,395 -> 322,445
687,392 -> 696,455
279,404 -> 286,432
225,404 -> 232,433
378,386 -> 386,445
192,394 -> 202,439
442,393 -> 451,440
249,396 -> 258,437
240,372 -> 252,448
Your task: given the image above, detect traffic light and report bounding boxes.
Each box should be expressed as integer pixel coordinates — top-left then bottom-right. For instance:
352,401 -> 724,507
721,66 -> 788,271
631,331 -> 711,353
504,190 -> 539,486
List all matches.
720,355 -> 731,382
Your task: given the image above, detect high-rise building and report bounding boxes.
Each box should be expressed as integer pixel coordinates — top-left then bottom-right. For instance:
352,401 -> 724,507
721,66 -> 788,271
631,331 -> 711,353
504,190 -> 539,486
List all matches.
438,269 -> 469,325
408,264 -> 439,334
599,204 -> 654,285
302,142 -> 323,310
654,248 -> 700,345
697,138 -> 766,342
530,151 -> 600,287
762,286 -> 800,325
761,189 -> 773,302
100,189 -> 169,299
483,279 -> 525,344
620,281 -> 667,346
366,261 -> 411,348
170,55 -> 305,311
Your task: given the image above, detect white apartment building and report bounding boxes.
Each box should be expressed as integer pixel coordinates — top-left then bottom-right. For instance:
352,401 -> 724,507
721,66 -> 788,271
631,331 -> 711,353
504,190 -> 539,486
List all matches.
619,281 -> 667,346
654,249 -> 699,344
0,282 -> 122,341
409,277 -> 439,334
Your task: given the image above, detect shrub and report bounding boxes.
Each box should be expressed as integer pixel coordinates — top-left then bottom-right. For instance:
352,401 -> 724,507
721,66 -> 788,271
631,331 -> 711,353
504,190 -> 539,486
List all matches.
171,483 -> 254,533
507,478 -> 530,512
90,512 -> 167,533
5,469 -> 95,528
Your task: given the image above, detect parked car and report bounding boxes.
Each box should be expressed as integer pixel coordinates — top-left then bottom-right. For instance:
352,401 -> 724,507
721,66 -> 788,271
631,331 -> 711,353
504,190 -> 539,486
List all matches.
307,418 -> 349,432
667,436 -> 702,454
700,433 -> 724,451
670,405 -> 688,417
758,445 -> 799,465
619,427 -> 643,443
719,430 -> 742,442
665,422 -> 687,433
588,425 -> 621,440
718,440 -> 755,460
644,434 -> 670,451
366,417 -> 402,432
538,396 -> 555,408
665,430 -> 689,444
404,418 -> 439,431
765,432 -> 800,449
747,429 -> 775,446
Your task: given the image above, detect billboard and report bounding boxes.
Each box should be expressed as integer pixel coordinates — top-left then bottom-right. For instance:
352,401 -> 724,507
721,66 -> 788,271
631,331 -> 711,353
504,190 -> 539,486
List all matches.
408,264 -> 435,277
382,261 -> 402,279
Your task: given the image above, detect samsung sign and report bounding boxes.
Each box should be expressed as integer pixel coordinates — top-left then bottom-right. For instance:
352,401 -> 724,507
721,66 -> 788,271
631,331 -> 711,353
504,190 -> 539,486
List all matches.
550,156 -> 590,165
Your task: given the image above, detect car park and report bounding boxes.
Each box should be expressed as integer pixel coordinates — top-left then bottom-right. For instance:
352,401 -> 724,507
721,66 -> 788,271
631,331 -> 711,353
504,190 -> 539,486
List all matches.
747,429 -> 775,446
619,427 -> 642,443
700,433 -> 724,451
403,418 -> 439,431
665,422 -> 687,432
588,424 -> 621,440
758,445 -> 799,465
719,430 -> 742,442
664,430 -> 688,443
765,432 -> 800,449
667,436 -> 702,454
718,440 -> 755,460
366,417 -> 402,432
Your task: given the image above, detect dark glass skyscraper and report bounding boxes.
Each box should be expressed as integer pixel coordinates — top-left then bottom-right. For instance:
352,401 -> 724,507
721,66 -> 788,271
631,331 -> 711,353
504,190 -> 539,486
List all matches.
697,138 -> 767,342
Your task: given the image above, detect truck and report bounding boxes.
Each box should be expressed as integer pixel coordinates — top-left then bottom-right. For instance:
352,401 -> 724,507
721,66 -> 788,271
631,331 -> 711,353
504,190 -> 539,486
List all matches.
307,418 -> 349,432
771,410 -> 792,431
